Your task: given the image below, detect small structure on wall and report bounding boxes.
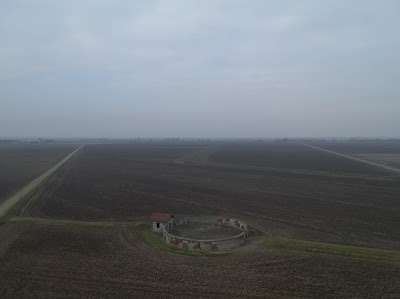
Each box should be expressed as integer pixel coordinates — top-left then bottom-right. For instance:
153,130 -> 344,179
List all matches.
151,213 -> 174,233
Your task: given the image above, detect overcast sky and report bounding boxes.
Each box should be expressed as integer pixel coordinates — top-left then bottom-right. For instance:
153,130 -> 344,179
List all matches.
1,0 -> 399,138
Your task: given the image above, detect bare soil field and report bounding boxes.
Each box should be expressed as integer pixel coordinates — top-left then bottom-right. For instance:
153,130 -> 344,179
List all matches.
0,143 -> 79,204
82,142 -> 210,162
23,143 -> 400,249
209,142 -> 389,175
312,141 -> 400,169
0,223 -> 399,299
311,140 -> 400,154
355,154 -> 400,168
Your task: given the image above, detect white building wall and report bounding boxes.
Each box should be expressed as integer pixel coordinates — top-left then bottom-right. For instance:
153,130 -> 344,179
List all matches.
152,219 -> 173,233
152,221 -> 164,232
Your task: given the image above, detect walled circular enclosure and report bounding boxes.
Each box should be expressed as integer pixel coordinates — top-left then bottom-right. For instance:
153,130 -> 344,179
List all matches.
162,216 -> 249,252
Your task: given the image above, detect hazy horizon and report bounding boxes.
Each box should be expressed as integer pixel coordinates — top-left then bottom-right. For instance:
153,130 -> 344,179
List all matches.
2,135 -> 399,141
1,1 -> 400,138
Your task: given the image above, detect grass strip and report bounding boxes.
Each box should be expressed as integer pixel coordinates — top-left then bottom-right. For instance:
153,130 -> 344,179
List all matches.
263,237 -> 400,262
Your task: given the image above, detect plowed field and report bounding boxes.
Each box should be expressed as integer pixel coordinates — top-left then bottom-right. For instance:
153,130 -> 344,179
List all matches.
23,143 -> 400,249
0,143 -> 79,204
0,223 -> 399,299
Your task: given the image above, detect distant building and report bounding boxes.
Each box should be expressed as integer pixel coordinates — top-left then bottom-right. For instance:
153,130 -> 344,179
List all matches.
151,213 -> 174,233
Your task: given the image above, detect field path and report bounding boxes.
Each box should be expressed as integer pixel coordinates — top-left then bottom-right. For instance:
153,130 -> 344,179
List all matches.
0,145 -> 84,220
302,143 -> 400,175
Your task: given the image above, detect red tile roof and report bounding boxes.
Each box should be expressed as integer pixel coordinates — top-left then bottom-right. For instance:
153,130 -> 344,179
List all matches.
151,213 -> 174,223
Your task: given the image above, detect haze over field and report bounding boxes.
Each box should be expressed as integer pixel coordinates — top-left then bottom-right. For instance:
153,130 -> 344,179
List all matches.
1,0 -> 399,138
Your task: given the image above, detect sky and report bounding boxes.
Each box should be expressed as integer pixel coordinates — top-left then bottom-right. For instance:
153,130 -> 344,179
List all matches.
1,0 -> 399,138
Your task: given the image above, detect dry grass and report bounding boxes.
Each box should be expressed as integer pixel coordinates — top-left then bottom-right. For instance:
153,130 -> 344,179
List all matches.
263,237 -> 400,262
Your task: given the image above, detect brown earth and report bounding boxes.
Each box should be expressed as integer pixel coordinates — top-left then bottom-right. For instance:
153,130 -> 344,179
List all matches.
0,143 -> 79,204
310,140 -> 400,154
2,141 -> 400,298
209,142 -> 390,175
311,140 -> 400,169
22,143 -> 400,249
0,223 -> 399,299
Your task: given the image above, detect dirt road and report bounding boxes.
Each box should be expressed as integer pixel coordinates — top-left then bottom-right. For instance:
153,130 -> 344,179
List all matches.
302,143 -> 400,175
0,145 -> 84,220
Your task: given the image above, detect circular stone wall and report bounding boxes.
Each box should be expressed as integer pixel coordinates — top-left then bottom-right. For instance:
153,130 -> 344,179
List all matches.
162,216 -> 248,252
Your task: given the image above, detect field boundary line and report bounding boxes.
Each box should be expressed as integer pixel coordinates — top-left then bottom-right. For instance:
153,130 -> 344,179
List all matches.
301,143 -> 400,175
0,145 -> 84,221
